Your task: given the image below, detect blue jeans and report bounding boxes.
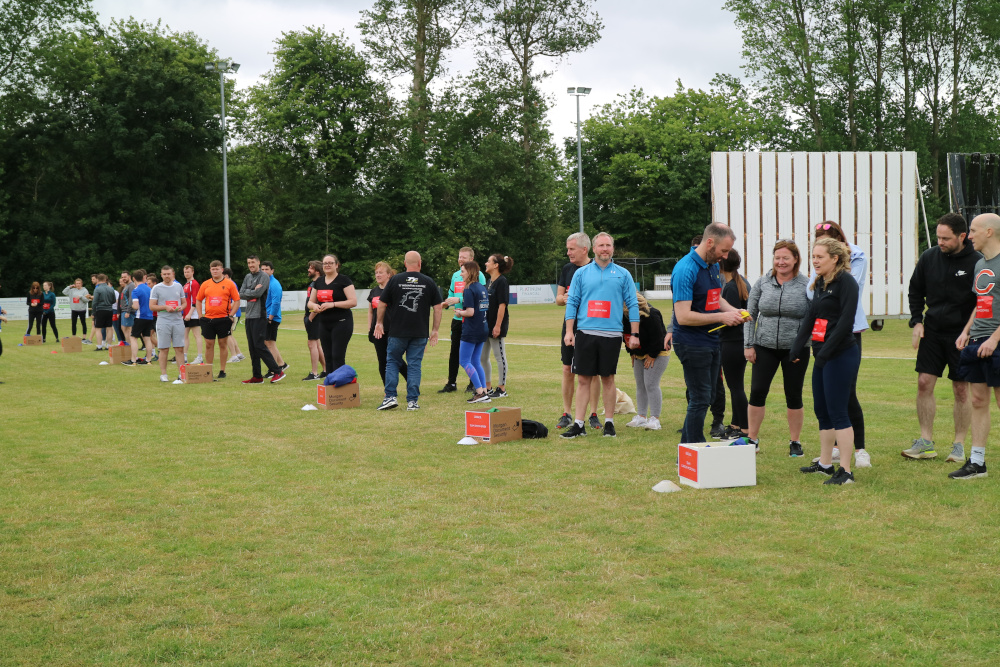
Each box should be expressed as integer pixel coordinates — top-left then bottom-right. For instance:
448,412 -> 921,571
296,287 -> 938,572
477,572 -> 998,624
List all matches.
385,336 -> 428,402
459,340 -> 486,389
674,342 -> 722,443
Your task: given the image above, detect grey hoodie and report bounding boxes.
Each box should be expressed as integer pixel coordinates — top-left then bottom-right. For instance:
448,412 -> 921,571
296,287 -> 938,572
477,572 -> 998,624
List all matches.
743,272 -> 812,350
63,286 -> 90,311
239,271 -> 270,319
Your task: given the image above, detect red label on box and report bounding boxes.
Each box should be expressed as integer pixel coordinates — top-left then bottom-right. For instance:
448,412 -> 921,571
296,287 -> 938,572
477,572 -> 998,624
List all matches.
317,290 -> 333,302
318,385 -> 327,403
977,295 -> 993,319
811,318 -> 828,342
465,412 -> 491,438
705,288 -> 721,311
587,300 -> 611,318
679,447 -> 699,481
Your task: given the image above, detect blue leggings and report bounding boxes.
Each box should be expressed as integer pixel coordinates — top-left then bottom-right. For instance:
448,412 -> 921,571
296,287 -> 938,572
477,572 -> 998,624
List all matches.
459,340 -> 486,389
812,345 -> 861,430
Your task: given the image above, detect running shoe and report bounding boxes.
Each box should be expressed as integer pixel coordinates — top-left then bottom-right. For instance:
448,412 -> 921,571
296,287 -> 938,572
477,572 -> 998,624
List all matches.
121,360 -> 134,367
168,357 -> 176,363
556,413 -> 572,429
588,413 -> 601,430
560,422 -> 587,439
302,373 -> 320,381
159,374 -> 169,382
710,422 -> 727,439
151,354 -> 159,362
264,370 -> 275,379
237,354 -> 246,362
603,421 -> 616,438
406,400 -> 420,411
854,449 -> 872,468
227,355 -> 240,364
193,355 -> 204,364
438,383 -> 457,393
748,437 -> 760,453
812,447 -> 841,464
270,372 -> 286,383
281,363 -> 289,372
948,459 -> 987,480
625,415 -> 647,428
946,442 -> 965,463
789,441 -> 804,457
137,358 -> 149,365
487,387 -> 508,398
217,371 -> 226,379
95,347 -> 105,352
902,438 -> 936,459
465,382 -> 475,393
800,461 -> 835,475
469,392 -> 491,404
644,416 -> 662,430
823,467 -> 855,485
82,339 -> 92,345
241,377 -> 264,384
722,426 -> 746,440
377,396 -> 398,410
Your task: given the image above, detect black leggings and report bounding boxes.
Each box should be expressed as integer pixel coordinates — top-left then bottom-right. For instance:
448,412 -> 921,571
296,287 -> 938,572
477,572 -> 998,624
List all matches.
319,314 -> 353,373
71,311 -> 87,336
25,312 -> 42,335
41,312 -> 59,340
721,339 -> 749,429
372,336 -> 407,384
849,333 -> 866,449
748,345 -> 809,410
447,318 -> 462,384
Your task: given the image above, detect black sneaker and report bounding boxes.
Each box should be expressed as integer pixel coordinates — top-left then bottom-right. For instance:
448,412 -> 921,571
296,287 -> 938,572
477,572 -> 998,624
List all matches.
823,467 -> 855,485
561,422 -> 587,439
217,371 -> 226,380
168,357 -> 176,363
800,461 -> 835,475
556,413 -> 572,429
302,373 -> 320,381
710,422 -> 727,439
603,421 -> 616,438
588,413 -> 601,430
487,387 -> 507,398
281,363 -> 289,372
722,425 -> 745,440
121,360 -> 134,366
948,458 -> 988,480
264,370 -> 275,379
438,383 -> 457,393
377,396 -> 398,411
465,382 -> 475,393
137,358 -> 149,365
789,441 -> 804,457
748,437 -> 760,453
468,392 -> 491,404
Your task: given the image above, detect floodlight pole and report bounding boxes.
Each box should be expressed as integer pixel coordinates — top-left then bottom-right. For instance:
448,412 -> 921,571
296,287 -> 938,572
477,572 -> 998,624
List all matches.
568,87 -> 591,234
206,60 -> 240,268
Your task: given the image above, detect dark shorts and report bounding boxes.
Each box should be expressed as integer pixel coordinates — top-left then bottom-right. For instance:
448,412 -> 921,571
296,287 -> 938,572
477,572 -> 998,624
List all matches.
957,338 -> 1000,387
184,317 -> 200,329
94,310 -> 113,328
916,329 -> 963,380
266,321 -> 280,341
201,317 -> 233,340
304,315 -> 321,341
131,318 -> 153,338
561,320 -> 575,366
572,331 -> 622,377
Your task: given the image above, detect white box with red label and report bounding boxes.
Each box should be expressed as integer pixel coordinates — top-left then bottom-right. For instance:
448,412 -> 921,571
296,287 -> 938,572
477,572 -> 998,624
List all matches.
677,442 -> 756,489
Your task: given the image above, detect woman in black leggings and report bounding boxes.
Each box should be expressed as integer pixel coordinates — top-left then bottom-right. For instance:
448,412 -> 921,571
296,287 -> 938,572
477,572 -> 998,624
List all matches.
719,251 -> 751,439
308,253 -> 357,373
25,282 -> 43,336
41,281 -> 59,342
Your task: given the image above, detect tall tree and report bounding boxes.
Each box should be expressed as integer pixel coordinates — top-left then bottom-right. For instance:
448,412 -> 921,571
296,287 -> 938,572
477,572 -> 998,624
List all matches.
0,0 -> 94,87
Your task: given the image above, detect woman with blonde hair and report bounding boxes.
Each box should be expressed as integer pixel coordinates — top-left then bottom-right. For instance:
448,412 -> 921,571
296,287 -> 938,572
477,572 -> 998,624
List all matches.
791,237 -> 861,484
368,261 -> 406,384
623,294 -> 669,430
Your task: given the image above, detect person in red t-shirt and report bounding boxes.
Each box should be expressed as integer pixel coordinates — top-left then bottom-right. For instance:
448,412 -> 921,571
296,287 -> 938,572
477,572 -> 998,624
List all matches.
182,265 -> 204,364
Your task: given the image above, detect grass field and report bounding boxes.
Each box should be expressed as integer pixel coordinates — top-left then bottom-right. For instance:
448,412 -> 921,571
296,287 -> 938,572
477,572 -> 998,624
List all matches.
2,304 -> 999,665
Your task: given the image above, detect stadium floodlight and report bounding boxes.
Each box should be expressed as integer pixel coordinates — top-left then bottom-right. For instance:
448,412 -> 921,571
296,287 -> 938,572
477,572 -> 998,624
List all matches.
567,86 -> 592,234
205,60 -> 240,268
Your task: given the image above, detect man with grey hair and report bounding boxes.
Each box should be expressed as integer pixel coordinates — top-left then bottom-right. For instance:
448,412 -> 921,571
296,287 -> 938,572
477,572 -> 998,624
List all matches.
556,231 -> 603,430
671,222 -> 749,443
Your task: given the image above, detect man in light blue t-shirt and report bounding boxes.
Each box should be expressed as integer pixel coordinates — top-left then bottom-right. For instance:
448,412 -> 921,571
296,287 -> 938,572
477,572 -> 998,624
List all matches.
261,261 -> 287,375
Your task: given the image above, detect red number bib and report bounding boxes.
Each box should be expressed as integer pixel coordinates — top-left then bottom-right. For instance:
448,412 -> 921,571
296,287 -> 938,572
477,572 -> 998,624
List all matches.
705,288 -> 721,311
43,303 -> 51,310
811,318 -> 828,342
209,296 -> 224,307
587,300 -> 611,318
977,295 -> 994,319
166,300 -> 179,308
371,296 -> 381,308
317,290 -> 333,302
30,299 -> 40,306
72,297 -> 80,304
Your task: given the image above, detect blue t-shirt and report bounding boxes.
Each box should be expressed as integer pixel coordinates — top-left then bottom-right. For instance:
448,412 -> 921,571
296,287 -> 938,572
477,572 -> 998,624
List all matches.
132,283 -> 153,320
671,247 -> 724,347
460,282 -> 489,343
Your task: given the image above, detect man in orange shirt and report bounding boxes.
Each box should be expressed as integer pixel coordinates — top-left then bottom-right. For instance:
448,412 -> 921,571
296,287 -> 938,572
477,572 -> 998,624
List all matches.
196,260 -> 241,379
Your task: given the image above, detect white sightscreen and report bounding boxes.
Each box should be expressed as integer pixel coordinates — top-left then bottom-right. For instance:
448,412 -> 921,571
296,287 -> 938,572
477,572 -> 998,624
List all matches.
710,151 -> 919,318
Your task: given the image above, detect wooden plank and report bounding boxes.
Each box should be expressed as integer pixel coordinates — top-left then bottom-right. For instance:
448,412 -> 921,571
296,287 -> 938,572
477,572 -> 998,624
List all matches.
808,152 -> 825,227
744,152 -> 763,281
776,152 -> 794,243
728,152 -> 747,268
792,152 -> 810,254
885,152 -> 904,315
711,152 -> 730,225
759,153 -> 778,282
855,153 -> 872,318
900,151 -> 919,316
840,152 -> 857,241
825,152 -> 841,226
869,152 -> 888,317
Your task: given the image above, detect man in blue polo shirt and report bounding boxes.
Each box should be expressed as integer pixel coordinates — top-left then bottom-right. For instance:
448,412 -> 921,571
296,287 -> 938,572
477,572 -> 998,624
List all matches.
561,232 -> 640,439
671,222 -> 749,443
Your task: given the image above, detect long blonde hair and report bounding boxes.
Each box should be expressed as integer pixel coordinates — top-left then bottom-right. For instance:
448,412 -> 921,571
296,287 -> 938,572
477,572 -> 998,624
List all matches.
809,237 -> 851,291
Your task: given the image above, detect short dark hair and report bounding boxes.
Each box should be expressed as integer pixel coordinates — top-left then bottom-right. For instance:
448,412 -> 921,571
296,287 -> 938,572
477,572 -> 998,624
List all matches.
937,213 -> 968,237
246,255 -> 260,261
690,235 -> 703,246
210,260 -> 223,268
308,260 -> 322,273
131,269 -> 146,281
261,261 -> 274,270
160,265 -> 173,273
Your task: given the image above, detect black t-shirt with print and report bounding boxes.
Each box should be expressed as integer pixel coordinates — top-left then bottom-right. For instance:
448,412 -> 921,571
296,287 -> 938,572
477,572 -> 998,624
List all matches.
380,271 -> 443,339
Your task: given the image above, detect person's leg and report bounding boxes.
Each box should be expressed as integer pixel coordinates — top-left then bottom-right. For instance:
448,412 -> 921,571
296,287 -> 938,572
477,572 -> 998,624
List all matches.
561,365 -> 575,414
218,337 -> 228,372
328,318 -> 352,373
246,319 -> 261,377
780,349 -> 809,442
81,311 -> 87,336
721,340 -> 749,430
575,375 -> 594,422
601,375 -> 617,425
384,337 -> 404,397
254,320 -> 280,373
823,347 -> 860,472
633,359 -> 648,417
710,366 -> 725,429
589,377 -> 601,417
471,341 -> 488,390
41,313 -> 50,341
916,372 -> 938,441
968,381 -> 990,456
308,339 -> 321,375
157,329 -> 170,376
812,363 -> 836,467
747,346 -> 781,439
265,339 -> 284,366
204,337 -> 216,367
492,337 -> 508,389
94,323 -> 104,348
447,319 -> 462,385
460,340 -> 483,391
113,317 -> 124,344
480,340 -> 492,389
70,311 -> 78,336
953,380 -> 971,445
645,355 -> 668,419
374,337 -> 388,384
847,332 -> 865,449
404,338 -> 427,403
674,343 -> 716,444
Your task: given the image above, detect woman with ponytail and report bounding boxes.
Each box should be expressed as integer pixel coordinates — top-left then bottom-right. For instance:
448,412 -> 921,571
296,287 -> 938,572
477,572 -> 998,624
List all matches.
482,254 -> 513,398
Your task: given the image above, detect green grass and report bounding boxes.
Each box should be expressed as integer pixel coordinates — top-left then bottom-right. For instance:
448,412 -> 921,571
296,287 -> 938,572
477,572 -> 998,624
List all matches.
2,306 -> 999,665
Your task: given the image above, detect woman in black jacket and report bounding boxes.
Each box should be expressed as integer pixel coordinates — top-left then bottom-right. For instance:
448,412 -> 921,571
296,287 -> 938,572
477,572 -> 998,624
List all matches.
720,250 -> 752,439
623,294 -> 669,431
791,237 -> 861,485
25,282 -> 43,336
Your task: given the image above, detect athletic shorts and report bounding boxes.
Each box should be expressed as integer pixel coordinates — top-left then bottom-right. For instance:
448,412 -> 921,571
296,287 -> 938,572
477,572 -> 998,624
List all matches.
266,321 -> 280,341
184,317 -> 200,329
304,314 -> 321,341
561,320 -> 575,366
201,317 -> 233,340
94,310 -> 113,328
122,313 -> 135,328
572,331 -> 622,377
156,320 -> 186,349
131,318 -> 153,338
916,329 -> 963,380
957,338 -> 1000,387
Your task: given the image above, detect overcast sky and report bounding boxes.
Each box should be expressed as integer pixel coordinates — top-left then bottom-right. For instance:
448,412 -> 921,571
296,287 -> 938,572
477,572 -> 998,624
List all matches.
90,0 -> 745,144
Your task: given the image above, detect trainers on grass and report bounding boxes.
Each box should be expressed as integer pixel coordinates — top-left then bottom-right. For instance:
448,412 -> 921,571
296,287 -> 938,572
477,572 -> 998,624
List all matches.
902,438 -> 936,459
603,421 -> 616,438
710,422 -> 726,439
945,443 -> 965,463
561,422 -> 587,439
823,467 -> 855,485
644,416 -> 662,431
588,413 -> 601,430
948,459 -> 987,480
625,415 -> 647,428
406,400 -> 419,411
789,441 -> 804,457
377,396 -> 398,411
854,449 -> 872,468
556,413 -> 572,429
800,461 -> 835,475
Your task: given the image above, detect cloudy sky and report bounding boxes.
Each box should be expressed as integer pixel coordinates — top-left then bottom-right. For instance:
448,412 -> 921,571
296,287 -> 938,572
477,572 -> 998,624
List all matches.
90,0 -> 745,143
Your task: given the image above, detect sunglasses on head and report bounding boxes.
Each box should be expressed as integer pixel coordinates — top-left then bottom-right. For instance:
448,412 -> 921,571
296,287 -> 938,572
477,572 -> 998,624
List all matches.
815,224 -> 833,230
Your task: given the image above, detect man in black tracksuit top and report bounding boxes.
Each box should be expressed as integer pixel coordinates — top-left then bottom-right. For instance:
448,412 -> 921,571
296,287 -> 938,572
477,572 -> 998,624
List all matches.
903,213 -> 981,461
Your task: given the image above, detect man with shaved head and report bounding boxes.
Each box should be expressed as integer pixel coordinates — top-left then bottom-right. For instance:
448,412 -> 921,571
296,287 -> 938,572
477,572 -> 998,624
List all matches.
374,251 -> 444,411
953,212 -> 1000,479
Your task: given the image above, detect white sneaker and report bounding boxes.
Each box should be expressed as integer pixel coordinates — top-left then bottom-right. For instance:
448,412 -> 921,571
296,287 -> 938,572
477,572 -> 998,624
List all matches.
644,416 -> 662,430
854,449 -> 872,468
625,415 -> 647,428
237,354 -> 246,361
813,447 -> 842,464
184,353 -> 189,363
160,374 -> 169,382
227,355 -> 240,363
193,355 -> 204,364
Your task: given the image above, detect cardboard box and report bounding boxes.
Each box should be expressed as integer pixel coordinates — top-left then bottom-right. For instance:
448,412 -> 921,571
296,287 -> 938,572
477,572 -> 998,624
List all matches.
465,406 -> 522,443
61,337 -> 83,353
23,335 -> 42,345
180,363 -> 214,384
109,345 -> 132,364
678,442 -> 756,489
317,382 -> 361,409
